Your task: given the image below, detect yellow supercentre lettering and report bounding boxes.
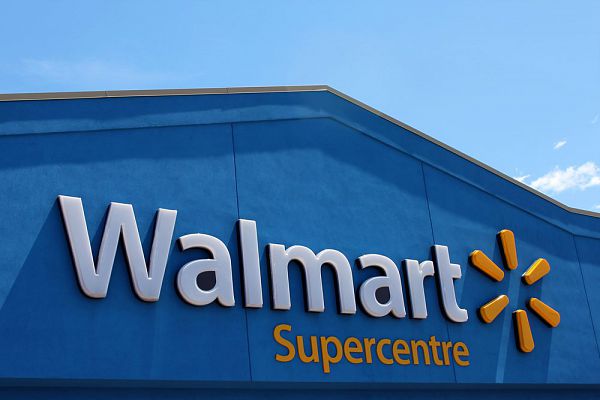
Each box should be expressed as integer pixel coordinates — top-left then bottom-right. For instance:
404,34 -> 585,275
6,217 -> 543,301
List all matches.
376,339 -> 393,365
273,323 -> 295,362
392,339 -> 410,365
343,337 -> 363,364
453,342 -> 470,366
297,335 -> 319,363
273,324 -> 470,373
320,336 -> 343,373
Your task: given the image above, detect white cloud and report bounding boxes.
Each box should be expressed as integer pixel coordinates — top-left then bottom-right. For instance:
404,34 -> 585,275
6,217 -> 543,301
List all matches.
553,140 -> 567,150
514,175 -> 530,183
595,204 -> 600,210
530,162 -> 600,193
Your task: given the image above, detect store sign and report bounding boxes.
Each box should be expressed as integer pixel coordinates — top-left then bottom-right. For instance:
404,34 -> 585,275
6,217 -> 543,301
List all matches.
58,195 -> 560,372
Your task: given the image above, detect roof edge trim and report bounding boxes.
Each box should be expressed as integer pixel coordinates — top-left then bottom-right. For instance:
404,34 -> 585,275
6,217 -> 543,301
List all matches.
0,85 -> 330,101
0,84 -> 598,219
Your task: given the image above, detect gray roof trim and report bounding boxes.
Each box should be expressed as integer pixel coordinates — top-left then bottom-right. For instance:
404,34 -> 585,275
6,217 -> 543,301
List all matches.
0,85 -> 329,101
0,84 -> 598,219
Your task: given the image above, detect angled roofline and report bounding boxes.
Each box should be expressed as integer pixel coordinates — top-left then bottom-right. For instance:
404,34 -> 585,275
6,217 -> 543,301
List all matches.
0,84 -> 598,219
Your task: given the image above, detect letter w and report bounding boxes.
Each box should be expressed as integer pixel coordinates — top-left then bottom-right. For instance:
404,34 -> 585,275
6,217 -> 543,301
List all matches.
58,195 -> 177,301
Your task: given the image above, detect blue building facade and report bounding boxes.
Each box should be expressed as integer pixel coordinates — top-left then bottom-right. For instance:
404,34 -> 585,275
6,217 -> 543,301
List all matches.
0,86 -> 599,398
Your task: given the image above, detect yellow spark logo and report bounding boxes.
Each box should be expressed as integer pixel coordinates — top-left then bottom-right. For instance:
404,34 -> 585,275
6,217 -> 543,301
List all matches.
469,229 -> 560,353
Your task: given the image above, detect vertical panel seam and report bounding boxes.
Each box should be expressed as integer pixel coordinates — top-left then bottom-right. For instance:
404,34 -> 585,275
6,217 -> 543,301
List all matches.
331,116 -> 600,239
419,162 -> 458,384
572,235 -> 600,361
230,122 -> 254,382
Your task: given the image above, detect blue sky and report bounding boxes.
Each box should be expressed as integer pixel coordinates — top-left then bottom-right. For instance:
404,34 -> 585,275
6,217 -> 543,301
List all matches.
2,1 -> 599,211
